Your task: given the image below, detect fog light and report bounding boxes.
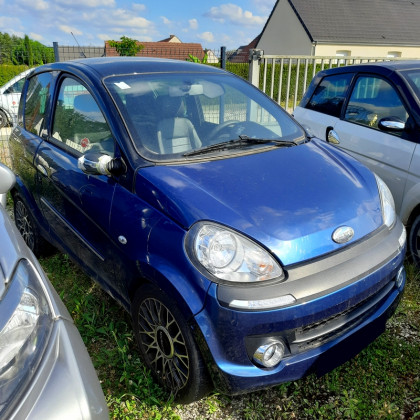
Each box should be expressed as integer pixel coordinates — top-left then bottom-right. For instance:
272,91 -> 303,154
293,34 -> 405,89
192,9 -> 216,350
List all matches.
396,266 -> 406,289
253,340 -> 285,368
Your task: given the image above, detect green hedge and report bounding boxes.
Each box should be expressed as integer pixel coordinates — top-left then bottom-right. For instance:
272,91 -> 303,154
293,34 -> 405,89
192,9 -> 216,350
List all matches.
0,64 -> 31,86
209,61 -> 328,107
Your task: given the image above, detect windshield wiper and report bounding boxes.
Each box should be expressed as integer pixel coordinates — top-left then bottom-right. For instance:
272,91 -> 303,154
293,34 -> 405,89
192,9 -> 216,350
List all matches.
183,135 -> 298,157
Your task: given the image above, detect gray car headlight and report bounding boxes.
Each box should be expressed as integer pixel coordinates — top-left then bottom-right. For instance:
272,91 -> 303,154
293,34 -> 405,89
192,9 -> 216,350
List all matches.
375,174 -> 396,228
0,259 -> 53,414
186,222 -> 284,283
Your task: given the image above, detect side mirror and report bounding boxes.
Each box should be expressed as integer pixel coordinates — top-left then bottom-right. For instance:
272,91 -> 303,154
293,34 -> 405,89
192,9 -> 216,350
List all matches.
78,153 -> 126,177
0,163 -> 16,208
378,117 -> 405,132
327,129 -> 340,144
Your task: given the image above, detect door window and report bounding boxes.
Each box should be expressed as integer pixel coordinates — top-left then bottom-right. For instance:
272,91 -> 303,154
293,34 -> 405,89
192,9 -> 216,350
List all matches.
306,73 -> 354,117
24,73 -> 53,136
52,78 -> 114,156
344,76 -> 408,132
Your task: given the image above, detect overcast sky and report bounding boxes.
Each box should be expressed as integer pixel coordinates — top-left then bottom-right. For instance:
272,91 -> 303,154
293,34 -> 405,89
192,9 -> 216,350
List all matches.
0,0 -> 276,50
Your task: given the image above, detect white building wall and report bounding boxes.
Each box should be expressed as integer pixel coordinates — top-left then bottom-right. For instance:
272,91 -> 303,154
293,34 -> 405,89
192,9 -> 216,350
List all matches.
314,44 -> 420,58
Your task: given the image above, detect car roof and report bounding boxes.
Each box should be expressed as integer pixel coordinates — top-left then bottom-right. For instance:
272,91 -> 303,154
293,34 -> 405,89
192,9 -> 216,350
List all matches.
318,60 -> 420,77
32,57 -> 227,79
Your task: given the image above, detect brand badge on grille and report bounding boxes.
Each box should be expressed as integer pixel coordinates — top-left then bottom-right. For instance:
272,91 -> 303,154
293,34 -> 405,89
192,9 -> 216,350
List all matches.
332,226 -> 354,244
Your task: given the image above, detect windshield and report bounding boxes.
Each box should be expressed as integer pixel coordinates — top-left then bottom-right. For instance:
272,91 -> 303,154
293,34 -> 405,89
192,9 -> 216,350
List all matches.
402,69 -> 420,103
104,72 -> 305,161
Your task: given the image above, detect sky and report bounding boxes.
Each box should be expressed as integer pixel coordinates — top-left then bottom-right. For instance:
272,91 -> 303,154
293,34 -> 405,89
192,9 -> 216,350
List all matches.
0,0 -> 276,51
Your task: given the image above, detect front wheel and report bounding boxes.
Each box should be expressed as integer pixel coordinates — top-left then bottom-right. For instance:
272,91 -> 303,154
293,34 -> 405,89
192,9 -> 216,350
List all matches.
132,284 -> 210,403
409,215 -> 420,267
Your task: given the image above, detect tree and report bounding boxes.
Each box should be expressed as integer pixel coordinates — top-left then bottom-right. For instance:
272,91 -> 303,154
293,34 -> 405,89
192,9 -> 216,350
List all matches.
0,33 -> 54,65
24,35 -> 33,66
186,53 -> 208,64
108,36 -> 144,56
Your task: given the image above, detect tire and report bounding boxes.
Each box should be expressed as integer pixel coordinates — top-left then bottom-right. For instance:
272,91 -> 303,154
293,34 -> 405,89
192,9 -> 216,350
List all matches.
0,109 -> 8,129
13,193 -> 48,257
132,284 -> 210,403
409,215 -> 420,267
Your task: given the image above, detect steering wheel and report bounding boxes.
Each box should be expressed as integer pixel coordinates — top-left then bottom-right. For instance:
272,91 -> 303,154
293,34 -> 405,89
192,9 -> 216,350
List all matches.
207,120 -> 240,142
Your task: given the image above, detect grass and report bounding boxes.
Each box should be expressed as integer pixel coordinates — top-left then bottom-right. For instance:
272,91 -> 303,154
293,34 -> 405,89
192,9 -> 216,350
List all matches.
38,252 -> 420,420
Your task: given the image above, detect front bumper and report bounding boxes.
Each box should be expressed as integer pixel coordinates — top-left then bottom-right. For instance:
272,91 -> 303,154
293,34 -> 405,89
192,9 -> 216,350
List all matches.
194,222 -> 406,395
8,317 -> 108,420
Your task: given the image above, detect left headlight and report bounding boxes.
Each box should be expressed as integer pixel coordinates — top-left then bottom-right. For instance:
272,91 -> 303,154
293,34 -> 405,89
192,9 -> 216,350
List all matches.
0,259 -> 53,415
375,174 -> 396,228
186,222 -> 284,284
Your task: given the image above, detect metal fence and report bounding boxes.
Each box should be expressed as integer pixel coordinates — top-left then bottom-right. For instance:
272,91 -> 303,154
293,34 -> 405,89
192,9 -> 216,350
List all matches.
249,52 -> 420,113
2,43 -> 420,165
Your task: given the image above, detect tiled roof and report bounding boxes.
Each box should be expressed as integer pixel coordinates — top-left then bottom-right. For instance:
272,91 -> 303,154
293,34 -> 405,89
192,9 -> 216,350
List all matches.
105,41 -> 205,61
229,35 -> 261,63
286,0 -> 420,45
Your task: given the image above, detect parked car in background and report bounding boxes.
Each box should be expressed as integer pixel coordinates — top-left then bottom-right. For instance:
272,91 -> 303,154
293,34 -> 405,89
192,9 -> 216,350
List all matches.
0,69 -> 32,128
0,162 -> 108,419
293,60 -> 420,266
9,57 -> 406,403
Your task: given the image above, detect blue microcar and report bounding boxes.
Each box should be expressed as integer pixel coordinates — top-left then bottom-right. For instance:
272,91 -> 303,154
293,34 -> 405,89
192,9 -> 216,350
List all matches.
9,57 -> 406,403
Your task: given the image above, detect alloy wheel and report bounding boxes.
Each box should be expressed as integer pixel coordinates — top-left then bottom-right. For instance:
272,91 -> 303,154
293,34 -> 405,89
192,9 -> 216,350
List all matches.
137,297 -> 190,392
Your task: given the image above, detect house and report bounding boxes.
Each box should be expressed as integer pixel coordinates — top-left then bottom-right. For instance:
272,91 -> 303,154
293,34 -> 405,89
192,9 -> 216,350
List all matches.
247,0 -> 420,58
105,35 -> 206,61
228,35 -> 260,63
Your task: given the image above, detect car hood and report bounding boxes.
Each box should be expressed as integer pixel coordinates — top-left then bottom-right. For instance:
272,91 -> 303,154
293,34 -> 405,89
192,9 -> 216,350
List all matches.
135,140 -> 383,266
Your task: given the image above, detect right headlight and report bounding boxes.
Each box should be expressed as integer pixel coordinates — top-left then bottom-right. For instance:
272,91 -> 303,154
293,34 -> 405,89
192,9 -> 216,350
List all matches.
375,174 -> 396,229
186,222 -> 284,284
0,259 -> 53,415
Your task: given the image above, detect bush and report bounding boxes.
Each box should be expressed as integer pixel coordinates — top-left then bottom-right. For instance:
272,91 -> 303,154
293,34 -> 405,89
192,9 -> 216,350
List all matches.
0,64 -> 30,86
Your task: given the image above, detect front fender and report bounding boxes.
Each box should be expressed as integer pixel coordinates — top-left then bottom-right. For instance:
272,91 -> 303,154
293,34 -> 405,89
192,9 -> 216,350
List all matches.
399,180 -> 420,224
146,217 -> 212,318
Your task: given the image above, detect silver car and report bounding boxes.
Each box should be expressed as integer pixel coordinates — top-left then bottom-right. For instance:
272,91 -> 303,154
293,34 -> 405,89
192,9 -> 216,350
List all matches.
293,60 -> 420,266
0,69 -> 32,128
0,162 -> 108,419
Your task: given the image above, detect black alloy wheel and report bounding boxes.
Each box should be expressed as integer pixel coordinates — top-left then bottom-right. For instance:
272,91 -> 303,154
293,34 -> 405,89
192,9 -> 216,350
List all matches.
132,284 -> 210,403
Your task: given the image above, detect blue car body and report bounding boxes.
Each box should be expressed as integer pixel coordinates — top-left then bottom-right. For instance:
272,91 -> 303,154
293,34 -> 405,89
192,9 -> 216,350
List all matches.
8,58 -> 406,401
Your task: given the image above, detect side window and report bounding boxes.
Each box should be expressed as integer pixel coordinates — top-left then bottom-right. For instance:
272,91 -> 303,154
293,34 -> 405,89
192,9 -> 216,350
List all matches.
344,76 -> 408,132
306,73 -> 354,117
52,78 -> 114,156
24,73 -> 53,136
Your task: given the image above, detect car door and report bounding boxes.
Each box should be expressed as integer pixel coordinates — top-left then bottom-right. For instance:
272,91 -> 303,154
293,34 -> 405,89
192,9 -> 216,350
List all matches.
293,72 -> 354,139
331,75 -> 415,212
34,75 -> 124,297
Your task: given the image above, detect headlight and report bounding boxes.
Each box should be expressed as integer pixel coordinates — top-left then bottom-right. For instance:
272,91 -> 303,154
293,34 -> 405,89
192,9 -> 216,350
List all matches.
375,174 -> 396,228
0,260 -> 53,414
186,222 -> 284,283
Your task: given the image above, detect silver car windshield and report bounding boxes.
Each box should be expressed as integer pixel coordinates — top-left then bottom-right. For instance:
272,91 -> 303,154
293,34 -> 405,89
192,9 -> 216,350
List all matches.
104,72 -> 305,161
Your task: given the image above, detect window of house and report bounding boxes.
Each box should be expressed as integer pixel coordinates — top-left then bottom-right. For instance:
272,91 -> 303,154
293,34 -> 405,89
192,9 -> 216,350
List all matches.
344,76 -> 408,133
52,77 -> 114,156
306,73 -> 354,117
387,51 -> 402,58
24,73 -> 53,136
